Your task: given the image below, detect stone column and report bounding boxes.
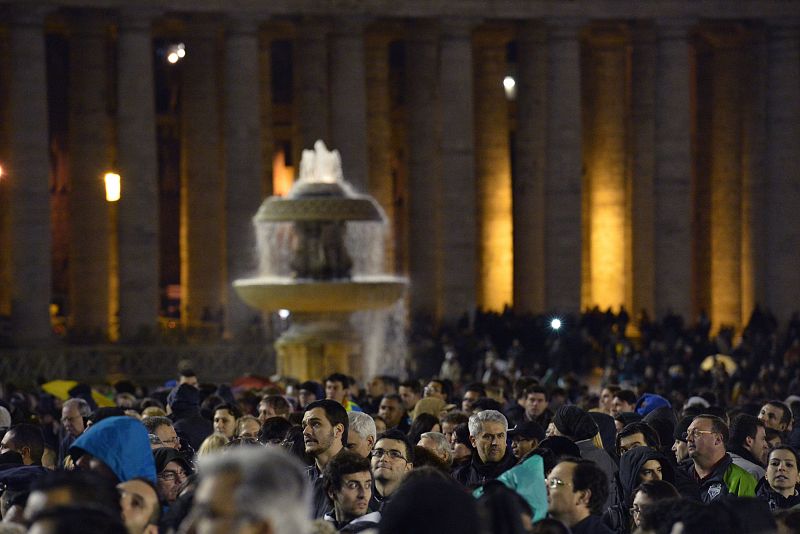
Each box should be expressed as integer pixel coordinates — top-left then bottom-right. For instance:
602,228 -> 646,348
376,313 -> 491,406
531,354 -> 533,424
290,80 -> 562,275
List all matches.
439,18 -> 477,322
654,18 -> 694,319
116,9 -> 160,341
765,19 -> 800,321
545,18 -> 583,313
259,29 -> 274,197
583,27 -> 628,311
68,11 -> 112,338
330,17 -> 369,192
366,30 -> 395,268
513,21 -> 547,313
708,35 -> 744,329
181,19 -> 224,326
474,26 -> 513,311
224,16 -> 264,337
629,23 -> 657,320
405,21 -> 441,320
294,17 -> 329,157
6,7 -> 52,344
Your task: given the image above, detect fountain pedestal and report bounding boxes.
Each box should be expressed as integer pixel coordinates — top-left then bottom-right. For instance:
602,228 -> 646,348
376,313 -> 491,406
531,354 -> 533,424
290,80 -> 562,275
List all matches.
274,314 -> 360,381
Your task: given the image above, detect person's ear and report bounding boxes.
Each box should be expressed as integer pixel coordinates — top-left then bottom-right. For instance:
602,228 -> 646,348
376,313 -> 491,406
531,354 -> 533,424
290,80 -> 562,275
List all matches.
745,435 -> 754,449
334,423 -> 344,439
470,435 -> 477,448
367,435 -> 375,450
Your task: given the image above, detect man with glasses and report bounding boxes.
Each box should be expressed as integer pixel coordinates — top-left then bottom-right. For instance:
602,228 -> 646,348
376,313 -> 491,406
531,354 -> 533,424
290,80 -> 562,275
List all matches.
546,459 -> 613,534
153,447 -> 193,507
681,414 -> 756,502
323,451 -> 381,532
142,416 -> 181,451
369,429 -> 414,511
58,398 -> 90,466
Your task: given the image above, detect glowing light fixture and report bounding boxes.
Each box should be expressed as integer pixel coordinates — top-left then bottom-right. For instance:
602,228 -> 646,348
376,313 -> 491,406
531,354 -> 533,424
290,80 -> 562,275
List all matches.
503,75 -> 516,100
0,164 -> 4,181
278,309 -> 290,319
104,172 -> 121,202
550,318 -> 562,331
167,43 -> 186,64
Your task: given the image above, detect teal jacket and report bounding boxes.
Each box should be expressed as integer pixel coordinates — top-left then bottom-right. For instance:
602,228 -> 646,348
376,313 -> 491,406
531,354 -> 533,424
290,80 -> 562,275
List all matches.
473,454 -> 548,522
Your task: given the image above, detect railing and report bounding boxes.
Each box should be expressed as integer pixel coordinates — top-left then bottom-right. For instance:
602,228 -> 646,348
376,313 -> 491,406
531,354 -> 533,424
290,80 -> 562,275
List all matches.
0,343 -> 276,388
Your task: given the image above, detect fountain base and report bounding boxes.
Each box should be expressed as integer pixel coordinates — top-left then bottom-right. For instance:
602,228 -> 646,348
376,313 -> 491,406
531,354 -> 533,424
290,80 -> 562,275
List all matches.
274,315 -> 361,381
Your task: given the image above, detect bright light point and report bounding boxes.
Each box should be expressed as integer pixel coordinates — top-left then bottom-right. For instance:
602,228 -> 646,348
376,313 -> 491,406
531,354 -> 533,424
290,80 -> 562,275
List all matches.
550,318 -> 562,330
503,76 -> 516,90
104,173 -> 121,202
0,164 -> 4,180
176,43 -> 186,58
278,309 -> 290,319
167,52 -> 179,64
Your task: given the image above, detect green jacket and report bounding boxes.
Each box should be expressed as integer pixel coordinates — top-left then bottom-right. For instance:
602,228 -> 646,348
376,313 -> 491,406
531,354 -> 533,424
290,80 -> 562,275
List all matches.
683,453 -> 757,503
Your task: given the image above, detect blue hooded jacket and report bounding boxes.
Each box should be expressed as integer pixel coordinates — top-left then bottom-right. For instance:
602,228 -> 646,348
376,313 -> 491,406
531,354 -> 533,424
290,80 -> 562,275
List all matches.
69,416 -> 157,484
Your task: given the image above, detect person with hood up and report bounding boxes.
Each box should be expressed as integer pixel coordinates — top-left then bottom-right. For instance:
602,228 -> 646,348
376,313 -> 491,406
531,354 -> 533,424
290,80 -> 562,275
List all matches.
68,416 -> 157,485
166,383 -> 212,452
603,445 -> 675,533
756,445 -> 800,510
550,405 -> 617,507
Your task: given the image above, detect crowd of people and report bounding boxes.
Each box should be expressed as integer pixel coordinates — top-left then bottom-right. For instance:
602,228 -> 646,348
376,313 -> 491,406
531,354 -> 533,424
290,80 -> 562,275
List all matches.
2,307 -> 800,533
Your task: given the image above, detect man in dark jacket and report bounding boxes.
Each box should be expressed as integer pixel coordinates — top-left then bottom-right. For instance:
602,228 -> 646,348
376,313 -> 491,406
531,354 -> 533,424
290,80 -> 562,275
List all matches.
167,384 -> 212,452
547,459 -> 613,534
453,410 -> 516,489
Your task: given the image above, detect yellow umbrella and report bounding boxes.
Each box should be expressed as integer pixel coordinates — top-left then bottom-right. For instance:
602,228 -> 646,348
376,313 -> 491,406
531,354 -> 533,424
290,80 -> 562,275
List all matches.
41,380 -> 115,407
700,354 -> 737,375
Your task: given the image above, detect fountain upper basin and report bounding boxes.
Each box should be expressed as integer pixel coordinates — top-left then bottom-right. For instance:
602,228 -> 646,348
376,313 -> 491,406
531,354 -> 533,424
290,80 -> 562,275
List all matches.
233,276 -> 407,313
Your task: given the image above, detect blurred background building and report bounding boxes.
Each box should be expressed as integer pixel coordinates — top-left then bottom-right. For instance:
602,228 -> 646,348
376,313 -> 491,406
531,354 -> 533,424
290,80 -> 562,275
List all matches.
0,1 -> 798,356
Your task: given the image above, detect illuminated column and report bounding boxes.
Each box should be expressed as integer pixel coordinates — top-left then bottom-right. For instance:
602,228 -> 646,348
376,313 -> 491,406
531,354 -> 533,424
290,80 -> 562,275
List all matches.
6,7 -> 52,344
366,30 -> 395,267
406,21 -> 440,319
545,18 -> 583,313
513,21 -> 547,313
629,24 -> 657,319
224,16 -> 263,337
68,12 -> 111,337
181,19 -> 224,326
654,18 -> 694,319
330,17 -> 369,192
708,37 -> 743,329
116,9 -> 160,341
439,18 -> 477,321
474,27 -> 513,311
584,27 -> 627,311
765,19 -> 800,320
294,17 -> 329,154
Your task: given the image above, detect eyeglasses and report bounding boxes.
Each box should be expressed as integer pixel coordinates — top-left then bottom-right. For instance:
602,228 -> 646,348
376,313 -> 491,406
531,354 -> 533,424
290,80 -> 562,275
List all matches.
158,469 -> 187,481
547,477 -> 570,489
371,448 -> 407,461
682,429 -> 717,440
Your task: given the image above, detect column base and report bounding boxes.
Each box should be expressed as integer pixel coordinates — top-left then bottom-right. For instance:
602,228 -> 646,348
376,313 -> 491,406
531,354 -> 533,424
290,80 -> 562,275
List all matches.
274,315 -> 361,381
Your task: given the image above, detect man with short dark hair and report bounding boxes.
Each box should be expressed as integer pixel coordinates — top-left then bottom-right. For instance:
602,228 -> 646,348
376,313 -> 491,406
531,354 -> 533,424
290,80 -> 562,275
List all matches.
611,390 -> 638,417
364,375 -> 398,414
377,394 -> 410,432
682,415 -> 756,502
259,395 -> 291,423
759,400 -> 792,433
453,410 -> 515,488
370,429 -> 414,511
1,424 -> 45,465
303,399 -> 349,518
523,386 -> 553,428
326,373 -> 363,413
323,451 -> 381,532
423,379 -> 449,402
398,380 -> 421,412
117,477 -> 160,534
461,383 -> 487,413
546,459 -> 613,534
728,413 -> 768,480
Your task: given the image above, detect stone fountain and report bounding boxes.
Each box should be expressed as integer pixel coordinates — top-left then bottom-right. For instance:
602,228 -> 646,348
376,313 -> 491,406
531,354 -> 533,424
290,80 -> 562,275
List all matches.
233,141 -> 407,381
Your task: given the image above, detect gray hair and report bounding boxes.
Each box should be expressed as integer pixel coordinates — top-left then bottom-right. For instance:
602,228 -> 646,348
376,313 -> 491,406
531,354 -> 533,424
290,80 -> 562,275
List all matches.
63,398 -> 91,418
348,411 -> 377,442
142,416 -> 173,434
468,409 -> 508,438
420,431 -> 453,466
196,447 -> 310,534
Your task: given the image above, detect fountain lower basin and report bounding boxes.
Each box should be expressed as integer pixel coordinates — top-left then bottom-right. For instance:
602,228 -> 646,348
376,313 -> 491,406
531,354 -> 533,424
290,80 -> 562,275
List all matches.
233,276 -> 407,313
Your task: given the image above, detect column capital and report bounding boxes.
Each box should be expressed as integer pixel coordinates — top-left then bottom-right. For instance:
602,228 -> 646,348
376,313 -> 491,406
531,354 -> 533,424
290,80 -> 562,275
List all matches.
655,17 -> 697,40
545,17 -> 587,41
441,16 -> 480,38
117,7 -> 162,32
